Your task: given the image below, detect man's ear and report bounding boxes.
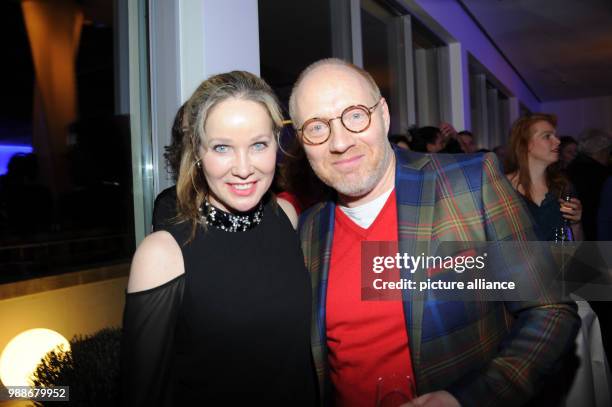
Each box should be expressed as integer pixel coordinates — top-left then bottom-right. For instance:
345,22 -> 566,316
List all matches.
381,97 -> 391,134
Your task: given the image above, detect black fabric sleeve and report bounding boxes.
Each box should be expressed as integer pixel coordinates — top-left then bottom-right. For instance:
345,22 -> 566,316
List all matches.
120,275 -> 184,407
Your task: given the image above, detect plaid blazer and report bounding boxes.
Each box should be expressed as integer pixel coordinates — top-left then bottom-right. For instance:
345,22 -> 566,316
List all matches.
298,148 -> 580,407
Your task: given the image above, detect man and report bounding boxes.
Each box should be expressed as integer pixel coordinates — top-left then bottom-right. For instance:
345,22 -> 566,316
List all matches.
288,58 -> 580,407
566,128 -> 612,240
457,130 -> 477,153
566,128 -> 612,368
438,123 -> 475,154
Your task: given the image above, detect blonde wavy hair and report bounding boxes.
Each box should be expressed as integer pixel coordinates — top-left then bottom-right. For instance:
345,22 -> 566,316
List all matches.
175,71 -> 284,238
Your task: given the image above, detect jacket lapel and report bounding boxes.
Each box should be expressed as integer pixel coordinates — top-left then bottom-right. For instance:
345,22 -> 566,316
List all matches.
394,149 -> 434,388
306,200 -> 336,404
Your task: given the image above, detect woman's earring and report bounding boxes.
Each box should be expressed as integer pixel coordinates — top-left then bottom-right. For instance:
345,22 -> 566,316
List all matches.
191,159 -> 203,193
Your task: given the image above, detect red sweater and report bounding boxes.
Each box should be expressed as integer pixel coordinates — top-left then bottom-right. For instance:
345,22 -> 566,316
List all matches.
326,191 -> 415,407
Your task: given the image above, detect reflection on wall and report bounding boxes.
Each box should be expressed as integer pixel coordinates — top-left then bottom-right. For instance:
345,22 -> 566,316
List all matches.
21,0 -> 83,193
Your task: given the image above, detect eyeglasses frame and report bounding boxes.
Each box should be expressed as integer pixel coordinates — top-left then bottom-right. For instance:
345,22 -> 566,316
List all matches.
296,98 -> 383,146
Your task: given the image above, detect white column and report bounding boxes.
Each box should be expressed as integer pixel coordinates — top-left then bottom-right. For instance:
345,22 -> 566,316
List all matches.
471,73 -> 488,148
401,15 -> 417,128
499,98 -> 511,147
114,0 -> 130,115
330,0 -> 353,62
487,88 -> 500,149
446,42 -> 465,131
149,0 -> 260,195
128,0 -> 150,242
508,96 -> 520,126
350,0 -> 363,67
149,0 -> 181,192
414,48 -> 440,126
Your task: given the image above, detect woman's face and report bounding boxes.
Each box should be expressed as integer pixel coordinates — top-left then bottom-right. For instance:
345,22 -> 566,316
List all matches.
199,98 -> 277,213
527,120 -> 560,165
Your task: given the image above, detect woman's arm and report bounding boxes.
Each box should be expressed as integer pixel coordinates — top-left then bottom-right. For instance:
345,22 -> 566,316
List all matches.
122,232 -> 185,406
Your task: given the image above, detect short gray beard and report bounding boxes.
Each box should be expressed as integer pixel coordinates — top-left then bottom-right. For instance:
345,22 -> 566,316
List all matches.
328,143 -> 393,198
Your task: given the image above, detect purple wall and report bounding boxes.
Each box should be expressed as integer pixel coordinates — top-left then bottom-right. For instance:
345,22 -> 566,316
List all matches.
542,96 -> 612,137
410,0 -> 541,124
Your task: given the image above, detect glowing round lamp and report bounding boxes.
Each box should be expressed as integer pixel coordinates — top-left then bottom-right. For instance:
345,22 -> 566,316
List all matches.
0,328 -> 70,387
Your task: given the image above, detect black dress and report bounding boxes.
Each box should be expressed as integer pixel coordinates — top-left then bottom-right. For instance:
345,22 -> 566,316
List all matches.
121,198 -> 317,406
520,192 -> 565,241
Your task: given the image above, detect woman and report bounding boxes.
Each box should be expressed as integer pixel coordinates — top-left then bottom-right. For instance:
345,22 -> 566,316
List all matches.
505,114 -> 583,241
121,71 -> 316,405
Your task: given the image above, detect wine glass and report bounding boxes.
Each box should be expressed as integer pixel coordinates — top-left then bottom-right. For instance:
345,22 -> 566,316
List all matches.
553,225 -> 572,242
375,374 -> 416,407
554,190 -> 575,242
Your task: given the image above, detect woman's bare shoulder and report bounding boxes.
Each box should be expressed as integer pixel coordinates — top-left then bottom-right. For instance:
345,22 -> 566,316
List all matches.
277,197 -> 298,229
127,231 -> 185,293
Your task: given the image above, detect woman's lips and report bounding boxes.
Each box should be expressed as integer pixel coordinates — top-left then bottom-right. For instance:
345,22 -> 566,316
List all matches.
228,181 -> 257,196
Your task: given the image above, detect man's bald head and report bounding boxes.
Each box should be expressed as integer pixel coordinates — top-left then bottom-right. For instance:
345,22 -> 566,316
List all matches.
285,58 -> 394,208
288,58 -> 381,125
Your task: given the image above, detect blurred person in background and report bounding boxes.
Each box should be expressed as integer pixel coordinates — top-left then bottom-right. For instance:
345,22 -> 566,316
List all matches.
276,139 -> 330,215
598,176 -> 612,241
558,136 -> 578,170
566,128 -> 612,240
457,130 -> 477,153
388,133 -> 411,150
492,145 -> 507,167
408,126 -> 445,153
505,113 -> 583,241
439,123 -> 475,154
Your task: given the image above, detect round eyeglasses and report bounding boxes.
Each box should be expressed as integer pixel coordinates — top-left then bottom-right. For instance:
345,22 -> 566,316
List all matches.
297,98 -> 382,145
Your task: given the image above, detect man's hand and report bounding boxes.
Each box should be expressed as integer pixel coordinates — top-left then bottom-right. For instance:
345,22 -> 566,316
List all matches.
400,390 -> 460,407
439,122 -> 458,141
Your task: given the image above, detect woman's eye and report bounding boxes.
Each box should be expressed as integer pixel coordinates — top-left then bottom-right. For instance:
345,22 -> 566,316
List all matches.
213,145 -> 229,153
252,142 -> 268,151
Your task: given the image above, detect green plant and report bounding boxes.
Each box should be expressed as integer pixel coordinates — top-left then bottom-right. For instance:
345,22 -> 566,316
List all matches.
31,327 -> 121,406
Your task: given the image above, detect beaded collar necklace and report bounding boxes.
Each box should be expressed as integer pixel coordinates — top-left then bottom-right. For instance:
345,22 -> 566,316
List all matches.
200,200 -> 264,232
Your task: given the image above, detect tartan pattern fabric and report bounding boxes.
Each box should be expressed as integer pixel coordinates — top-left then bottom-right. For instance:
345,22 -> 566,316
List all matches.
298,148 -> 580,407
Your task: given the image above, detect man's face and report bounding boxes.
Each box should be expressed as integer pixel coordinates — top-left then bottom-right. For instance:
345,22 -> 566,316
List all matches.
560,143 -> 577,164
459,134 -> 476,153
426,132 -> 445,153
293,65 -> 393,203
